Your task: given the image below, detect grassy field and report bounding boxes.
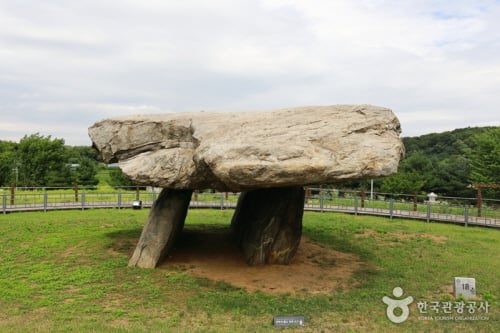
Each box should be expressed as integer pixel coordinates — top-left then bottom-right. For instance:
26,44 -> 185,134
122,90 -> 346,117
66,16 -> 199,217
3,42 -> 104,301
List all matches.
0,209 -> 498,332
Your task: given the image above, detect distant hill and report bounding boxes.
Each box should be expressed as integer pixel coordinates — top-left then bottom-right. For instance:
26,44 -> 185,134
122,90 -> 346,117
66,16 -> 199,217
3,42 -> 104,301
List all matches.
402,126 -> 496,158
378,126 -> 500,198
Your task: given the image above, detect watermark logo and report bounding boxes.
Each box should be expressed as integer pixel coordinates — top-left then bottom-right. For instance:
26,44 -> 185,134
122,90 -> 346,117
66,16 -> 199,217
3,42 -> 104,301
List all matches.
382,286 -> 491,323
416,300 -> 490,321
382,287 -> 414,323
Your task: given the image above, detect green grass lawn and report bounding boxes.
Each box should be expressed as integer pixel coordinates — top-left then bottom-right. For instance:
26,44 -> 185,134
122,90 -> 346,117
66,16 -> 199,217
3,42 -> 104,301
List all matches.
0,209 -> 498,332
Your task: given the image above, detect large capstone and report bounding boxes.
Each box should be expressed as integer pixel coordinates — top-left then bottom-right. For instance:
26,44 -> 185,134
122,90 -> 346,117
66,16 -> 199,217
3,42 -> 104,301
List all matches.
89,105 -> 404,267
89,105 -> 404,192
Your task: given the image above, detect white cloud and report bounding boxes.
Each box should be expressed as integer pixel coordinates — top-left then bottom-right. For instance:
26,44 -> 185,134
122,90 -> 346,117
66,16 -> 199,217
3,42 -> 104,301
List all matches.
0,0 -> 499,145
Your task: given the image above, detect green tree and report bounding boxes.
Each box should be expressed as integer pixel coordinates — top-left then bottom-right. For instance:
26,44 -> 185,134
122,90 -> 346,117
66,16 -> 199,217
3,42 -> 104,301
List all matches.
468,128 -> 500,184
432,155 -> 473,197
0,141 -> 16,186
380,171 -> 425,194
108,167 -> 134,188
17,133 -> 71,187
47,166 -> 74,187
75,158 -> 99,186
468,128 -> 500,198
381,151 -> 434,194
65,146 -> 101,164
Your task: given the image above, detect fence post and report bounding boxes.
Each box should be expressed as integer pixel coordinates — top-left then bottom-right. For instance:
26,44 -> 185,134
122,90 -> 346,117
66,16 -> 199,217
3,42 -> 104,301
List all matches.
43,189 -> 48,212
2,192 -> 6,214
117,191 -> 122,209
81,192 -> 86,211
476,187 -> 482,217
413,192 -> 418,211
354,197 -> 358,215
136,186 -> 140,201
320,190 -> 324,212
426,202 -> 431,223
390,199 -> 394,220
10,184 -> 15,205
74,183 -> 79,203
220,192 -> 224,210
464,205 -> 469,227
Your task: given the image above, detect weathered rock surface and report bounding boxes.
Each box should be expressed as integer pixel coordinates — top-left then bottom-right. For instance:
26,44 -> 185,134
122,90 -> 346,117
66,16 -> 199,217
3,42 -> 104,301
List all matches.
231,187 -> 305,265
128,188 -> 192,268
89,105 -> 404,192
90,105 -> 403,268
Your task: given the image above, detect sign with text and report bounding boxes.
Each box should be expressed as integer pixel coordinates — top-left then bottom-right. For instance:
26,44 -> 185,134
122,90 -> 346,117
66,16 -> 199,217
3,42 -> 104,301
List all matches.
454,277 -> 476,299
273,316 -> 305,327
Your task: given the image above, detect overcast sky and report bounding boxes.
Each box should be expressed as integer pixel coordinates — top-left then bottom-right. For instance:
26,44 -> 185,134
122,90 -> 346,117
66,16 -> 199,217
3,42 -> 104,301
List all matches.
1,0 -> 499,146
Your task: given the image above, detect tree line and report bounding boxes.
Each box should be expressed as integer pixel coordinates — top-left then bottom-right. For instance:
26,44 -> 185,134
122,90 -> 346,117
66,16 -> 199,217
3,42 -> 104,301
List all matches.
0,133 -> 131,188
1,127 -> 499,198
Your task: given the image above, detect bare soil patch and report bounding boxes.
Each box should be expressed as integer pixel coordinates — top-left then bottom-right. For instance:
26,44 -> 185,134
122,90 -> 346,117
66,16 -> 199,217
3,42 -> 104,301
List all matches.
61,240 -> 88,258
158,227 -> 364,294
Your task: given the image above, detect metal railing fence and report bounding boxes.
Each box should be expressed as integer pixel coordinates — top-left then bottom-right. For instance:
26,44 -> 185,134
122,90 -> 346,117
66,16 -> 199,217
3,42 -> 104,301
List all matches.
1,187 -> 499,228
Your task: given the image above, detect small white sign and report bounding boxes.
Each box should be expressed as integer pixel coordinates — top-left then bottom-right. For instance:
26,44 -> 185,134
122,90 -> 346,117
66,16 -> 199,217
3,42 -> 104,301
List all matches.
454,277 -> 476,299
273,316 -> 305,327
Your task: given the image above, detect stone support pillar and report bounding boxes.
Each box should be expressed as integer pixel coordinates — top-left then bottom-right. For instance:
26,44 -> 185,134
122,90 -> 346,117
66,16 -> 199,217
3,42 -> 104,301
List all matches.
128,188 -> 192,268
231,186 -> 305,265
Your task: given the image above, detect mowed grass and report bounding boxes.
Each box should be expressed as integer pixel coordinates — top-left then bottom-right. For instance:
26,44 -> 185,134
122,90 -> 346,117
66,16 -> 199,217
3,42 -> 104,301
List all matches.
0,209 -> 498,332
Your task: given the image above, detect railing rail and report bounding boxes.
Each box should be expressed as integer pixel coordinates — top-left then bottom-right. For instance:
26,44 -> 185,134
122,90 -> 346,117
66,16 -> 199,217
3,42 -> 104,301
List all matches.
1,187 -> 499,228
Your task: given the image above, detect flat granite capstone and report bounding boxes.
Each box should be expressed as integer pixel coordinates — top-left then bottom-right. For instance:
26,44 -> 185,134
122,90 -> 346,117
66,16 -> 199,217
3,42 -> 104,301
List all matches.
89,105 -> 404,267
89,104 -> 404,191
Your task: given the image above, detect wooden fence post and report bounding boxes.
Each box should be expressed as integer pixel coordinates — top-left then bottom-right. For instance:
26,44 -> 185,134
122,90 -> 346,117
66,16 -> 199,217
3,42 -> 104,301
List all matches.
10,184 -> 15,205
476,187 -> 482,217
74,183 -> 79,203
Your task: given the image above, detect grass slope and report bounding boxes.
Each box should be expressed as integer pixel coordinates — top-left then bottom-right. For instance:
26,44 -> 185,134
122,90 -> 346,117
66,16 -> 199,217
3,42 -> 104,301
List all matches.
0,209 -> 498,332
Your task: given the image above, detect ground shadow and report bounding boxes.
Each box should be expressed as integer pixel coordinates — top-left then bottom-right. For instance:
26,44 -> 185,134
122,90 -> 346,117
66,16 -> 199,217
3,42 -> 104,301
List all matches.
165,226 -> 244,263
104,225 -> 240,260
105,224 -> 373,294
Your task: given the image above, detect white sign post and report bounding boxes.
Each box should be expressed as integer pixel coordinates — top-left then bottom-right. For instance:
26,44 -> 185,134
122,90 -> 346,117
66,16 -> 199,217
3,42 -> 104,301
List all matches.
454,277 -> 476,299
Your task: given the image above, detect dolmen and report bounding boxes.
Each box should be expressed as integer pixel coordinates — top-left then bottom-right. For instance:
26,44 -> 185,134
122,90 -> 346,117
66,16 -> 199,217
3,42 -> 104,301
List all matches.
89,105 -> 404,268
